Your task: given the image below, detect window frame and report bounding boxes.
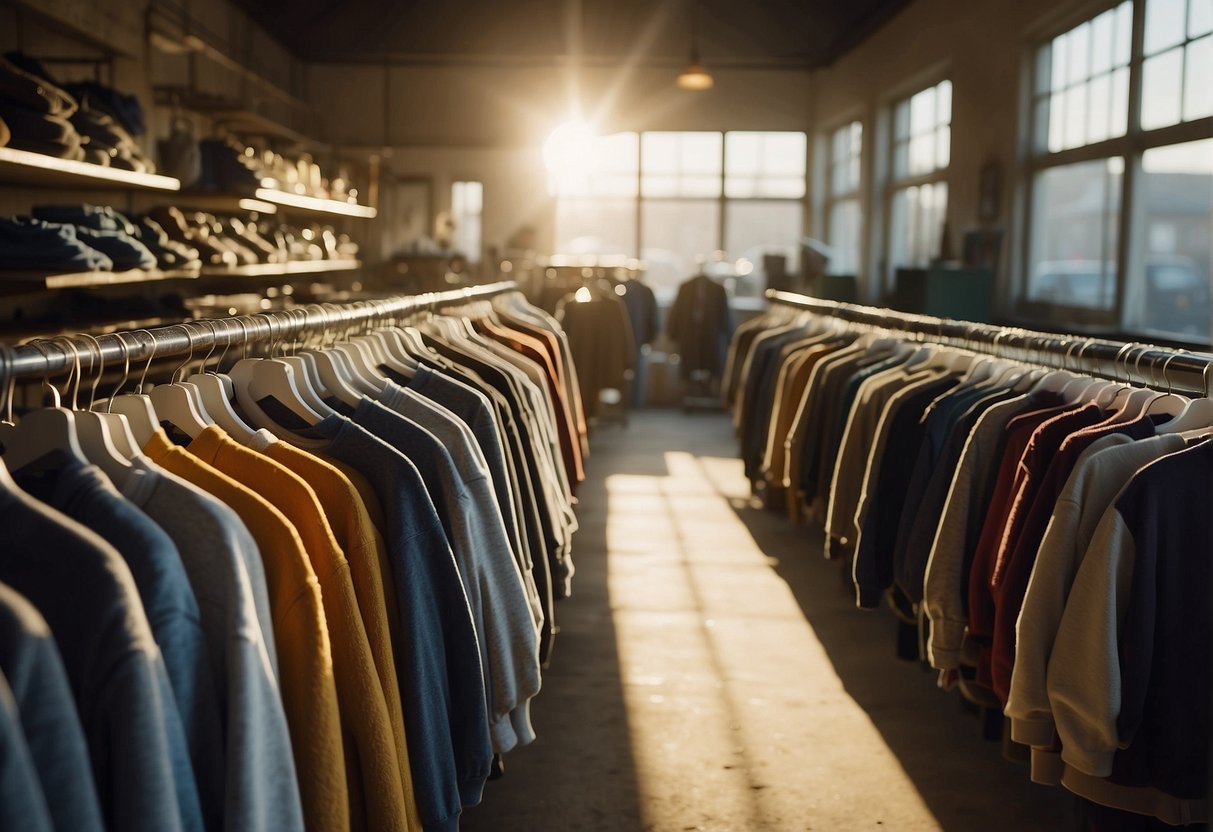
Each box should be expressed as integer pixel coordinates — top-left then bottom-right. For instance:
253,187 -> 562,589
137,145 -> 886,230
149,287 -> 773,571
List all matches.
1017,0 -> 1213,335
551,130 -> 808,294
883,77 -> 953,289
824,119 -> 865,277
450,179 -> 484,264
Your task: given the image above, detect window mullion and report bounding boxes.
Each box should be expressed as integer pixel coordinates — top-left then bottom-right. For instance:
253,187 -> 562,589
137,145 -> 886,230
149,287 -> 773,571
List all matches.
1114,0 -> 1149,329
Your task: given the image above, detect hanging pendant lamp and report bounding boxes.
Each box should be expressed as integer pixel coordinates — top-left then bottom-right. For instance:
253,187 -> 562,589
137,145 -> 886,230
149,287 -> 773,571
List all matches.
676,0 -> 714,90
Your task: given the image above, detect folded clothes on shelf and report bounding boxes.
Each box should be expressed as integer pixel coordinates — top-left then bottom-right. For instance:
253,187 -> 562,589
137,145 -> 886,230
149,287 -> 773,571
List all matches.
1,202 -> 358,277
0,216 -> 115,272
0,53 -> 154,170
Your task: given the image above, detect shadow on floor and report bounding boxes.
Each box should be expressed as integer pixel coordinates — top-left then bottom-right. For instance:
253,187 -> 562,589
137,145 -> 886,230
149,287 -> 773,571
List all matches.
462,431 -> 648,832
727,496 -> 1080,831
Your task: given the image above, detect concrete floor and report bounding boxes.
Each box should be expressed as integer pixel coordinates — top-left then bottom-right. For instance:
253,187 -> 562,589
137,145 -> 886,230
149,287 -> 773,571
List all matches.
463,410 -> 1078,832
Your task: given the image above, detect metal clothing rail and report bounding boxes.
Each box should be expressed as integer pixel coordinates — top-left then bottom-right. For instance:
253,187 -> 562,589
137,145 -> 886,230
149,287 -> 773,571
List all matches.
2,281 -> 518,381
765,289 -> 1213,395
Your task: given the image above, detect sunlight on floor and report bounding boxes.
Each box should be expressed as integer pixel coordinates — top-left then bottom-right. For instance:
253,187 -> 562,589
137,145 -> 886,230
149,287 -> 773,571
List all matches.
604,451 -> 942,831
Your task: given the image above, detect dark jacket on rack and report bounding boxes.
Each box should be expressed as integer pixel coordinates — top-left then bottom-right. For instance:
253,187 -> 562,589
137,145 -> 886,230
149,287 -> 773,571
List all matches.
556,289 -> 636,417
666,274 -> 734,382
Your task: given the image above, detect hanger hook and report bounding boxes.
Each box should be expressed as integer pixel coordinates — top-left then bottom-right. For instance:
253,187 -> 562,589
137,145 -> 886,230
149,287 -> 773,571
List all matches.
76,332 -> 106,411
0,345 -> 13,426
1160,351 -> 1179,396
132,329 -> 157,394
108,331 -> 134,410
196,320 -> 221,375
169,324 -> 198,384
51,336 -> 84,410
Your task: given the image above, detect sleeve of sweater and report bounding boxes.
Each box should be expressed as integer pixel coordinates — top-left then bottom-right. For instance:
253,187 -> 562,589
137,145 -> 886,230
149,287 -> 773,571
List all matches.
923,419 -> 987,670
1006,496 -> 1083,745
1048,505 -> 1136,777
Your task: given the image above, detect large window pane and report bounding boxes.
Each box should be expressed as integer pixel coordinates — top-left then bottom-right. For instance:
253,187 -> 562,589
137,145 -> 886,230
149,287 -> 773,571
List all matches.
1142,47 -> 1185,128
1146,0 -> 1188,54
1036,2 -> 1131,151
546,130 -> 638,197
642,132 -> 723,198
555,198 -> 637,257
889,182 -> 948,271
1185,35 -> 1213,119
724,132 -> 806,198
827,199 -> 863,276
640,200 -> 720,301
1027,159 -> 1122,310
1130,139 -> 1213,339
725,200 -> 804,292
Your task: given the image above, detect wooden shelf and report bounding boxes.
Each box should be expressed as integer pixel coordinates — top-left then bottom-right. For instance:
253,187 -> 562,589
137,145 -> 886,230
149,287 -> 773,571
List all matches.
254,188 -> 377,218
198,259 -> 362,277
164,193 -> 280,215
0,267 -> 200,294
0,147 -> 182,191
0,261 -> 358,296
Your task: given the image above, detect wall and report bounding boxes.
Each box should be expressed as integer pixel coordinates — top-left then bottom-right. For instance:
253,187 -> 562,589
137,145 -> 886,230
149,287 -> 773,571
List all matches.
807,0 -> 1084,303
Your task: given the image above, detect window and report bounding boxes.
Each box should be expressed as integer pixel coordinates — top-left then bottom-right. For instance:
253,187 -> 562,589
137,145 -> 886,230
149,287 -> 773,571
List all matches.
450,181 -> 482,263
724,132 -> 807,198
886,80 -> 952,283
549,129 -> 807,302
1023,0 -> 1212,342
825,121 -> 863,276
553,132 -> 639,258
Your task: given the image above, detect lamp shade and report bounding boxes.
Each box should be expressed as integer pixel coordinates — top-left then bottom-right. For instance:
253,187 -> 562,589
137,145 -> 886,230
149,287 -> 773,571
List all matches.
676,63 -> 714,90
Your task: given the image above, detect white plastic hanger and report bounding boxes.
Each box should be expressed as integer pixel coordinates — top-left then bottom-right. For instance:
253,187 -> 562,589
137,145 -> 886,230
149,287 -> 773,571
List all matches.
69,334 -> 137,487
1156,355 -> 1213,433
148,325 -> 211,439
0,340 -> 88,471
106,330 -> 167,449
228,313 -> 325,425
185,320 -> 258,441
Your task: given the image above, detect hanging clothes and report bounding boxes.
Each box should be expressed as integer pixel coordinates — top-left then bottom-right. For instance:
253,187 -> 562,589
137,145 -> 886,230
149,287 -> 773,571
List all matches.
555,280 -> 636,419
727,297 -> 1213,826
666,273 -> 734,383
0,285 -> 585,832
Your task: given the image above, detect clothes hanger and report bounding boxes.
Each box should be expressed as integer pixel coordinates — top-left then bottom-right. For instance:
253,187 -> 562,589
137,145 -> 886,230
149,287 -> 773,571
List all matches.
68,334 -> 137,487
276,309 -> 335,415
147,325 -> 212,439
105,330 -> 162,449
229,313 -> 325,425
1100,343 -> 1159,423
84,332 -> 141,461
0,349 -> 18,494
0,339 -> 88,471
1155,354 -> 1213,433
185,320 -> 257,441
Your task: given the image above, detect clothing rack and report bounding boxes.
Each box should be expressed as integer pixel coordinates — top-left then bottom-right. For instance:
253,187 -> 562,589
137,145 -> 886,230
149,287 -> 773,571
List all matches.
1,280 -> 519,381
765,289 -> 1213,396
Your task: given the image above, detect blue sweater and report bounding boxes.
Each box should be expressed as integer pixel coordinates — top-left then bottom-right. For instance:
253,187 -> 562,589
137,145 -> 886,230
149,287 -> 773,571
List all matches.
301,414 -> 492,832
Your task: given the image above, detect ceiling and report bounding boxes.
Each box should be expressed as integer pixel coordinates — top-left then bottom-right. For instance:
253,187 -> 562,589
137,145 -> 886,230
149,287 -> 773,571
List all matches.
232,0 -> 912,68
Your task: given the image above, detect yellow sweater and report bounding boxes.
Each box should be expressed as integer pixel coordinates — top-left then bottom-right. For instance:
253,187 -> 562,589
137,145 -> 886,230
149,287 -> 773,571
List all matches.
256,434 -> 422,831
144,429 -> 349,832
188,426 -> 412,832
